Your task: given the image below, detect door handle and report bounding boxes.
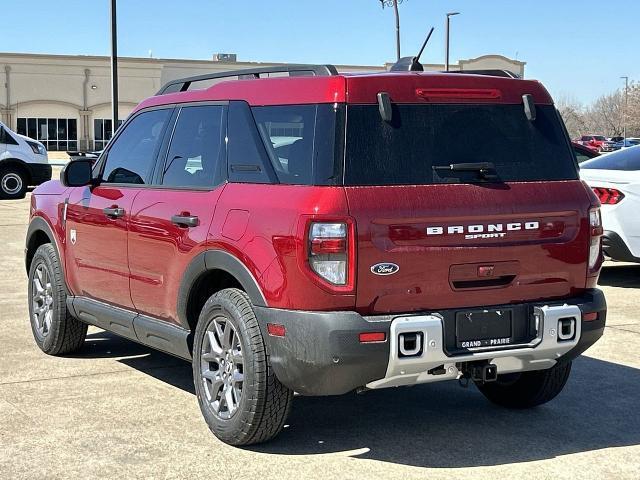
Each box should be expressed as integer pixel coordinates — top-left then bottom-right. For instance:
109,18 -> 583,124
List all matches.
171,214 -> 199,228
103,206 -> 125,219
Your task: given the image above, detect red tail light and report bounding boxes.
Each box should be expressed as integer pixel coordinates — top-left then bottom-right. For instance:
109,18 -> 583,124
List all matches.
588,207 -> 603,272
592,187 -> 625,205
306,220 -> 355,291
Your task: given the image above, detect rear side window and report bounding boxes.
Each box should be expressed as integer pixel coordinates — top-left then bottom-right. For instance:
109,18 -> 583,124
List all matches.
251,104 -> 342,185
101,109 -> 172,184
161,105 -> 226,188
344,104 -> 577,185
581,146 -> 640,171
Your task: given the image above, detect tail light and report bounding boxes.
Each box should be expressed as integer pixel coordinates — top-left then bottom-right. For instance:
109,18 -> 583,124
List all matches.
592,187 -> 625,205
588,207 -> 603,271
308,221 -> 354,288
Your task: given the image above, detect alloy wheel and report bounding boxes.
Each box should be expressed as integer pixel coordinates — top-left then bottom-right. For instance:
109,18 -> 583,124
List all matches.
32,263 -> 54,338
200,315 -> 244,419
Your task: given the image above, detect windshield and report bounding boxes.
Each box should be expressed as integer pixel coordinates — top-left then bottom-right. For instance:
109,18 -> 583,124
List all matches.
344,104 -> 577,186
594,136 -> 607,141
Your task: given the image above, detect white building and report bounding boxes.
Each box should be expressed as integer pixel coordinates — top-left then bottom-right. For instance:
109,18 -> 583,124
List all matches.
0,52 -> 525,151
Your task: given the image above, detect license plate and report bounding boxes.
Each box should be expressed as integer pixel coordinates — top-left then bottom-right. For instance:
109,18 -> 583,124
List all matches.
456,309 -> 512,348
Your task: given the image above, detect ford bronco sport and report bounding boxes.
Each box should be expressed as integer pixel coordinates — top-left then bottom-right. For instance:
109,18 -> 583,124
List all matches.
25,63 -> 606,446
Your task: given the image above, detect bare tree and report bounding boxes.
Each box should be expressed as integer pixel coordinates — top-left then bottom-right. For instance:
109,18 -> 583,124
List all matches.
585,90 -> 624,137
556,95 -> 588,139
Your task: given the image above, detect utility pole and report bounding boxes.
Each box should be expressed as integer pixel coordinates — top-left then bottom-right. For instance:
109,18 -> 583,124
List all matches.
621,76 -> 629,141
110,0 -> 119,133
445,12 -> 460,72
380,0 -> 406,61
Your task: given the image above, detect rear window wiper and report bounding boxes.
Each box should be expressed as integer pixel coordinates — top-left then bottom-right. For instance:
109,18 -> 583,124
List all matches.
433,162 -> 500,181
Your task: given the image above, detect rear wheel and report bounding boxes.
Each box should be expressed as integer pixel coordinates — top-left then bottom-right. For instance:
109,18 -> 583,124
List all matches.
0,166 -> 27,199
475,361 -> 572,409
28,244 -> 87,355
192,288 -> 293,445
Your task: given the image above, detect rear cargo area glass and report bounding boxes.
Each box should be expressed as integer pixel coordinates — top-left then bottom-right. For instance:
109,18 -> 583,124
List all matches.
344,104 -> 577,186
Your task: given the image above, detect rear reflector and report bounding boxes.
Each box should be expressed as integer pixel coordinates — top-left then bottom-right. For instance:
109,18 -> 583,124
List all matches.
311,238 -> 347,255
592,187 -> 625,205
267,323 -> 286,337
416,88 -> 502,100
359,332 -> 386,343
583,312 -> 598,322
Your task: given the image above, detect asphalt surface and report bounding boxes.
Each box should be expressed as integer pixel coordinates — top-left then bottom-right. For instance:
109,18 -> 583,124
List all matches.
1,181 -> 639,479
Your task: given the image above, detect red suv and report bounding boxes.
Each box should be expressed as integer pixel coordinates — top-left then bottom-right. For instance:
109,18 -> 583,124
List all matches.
25,64 -> 606,445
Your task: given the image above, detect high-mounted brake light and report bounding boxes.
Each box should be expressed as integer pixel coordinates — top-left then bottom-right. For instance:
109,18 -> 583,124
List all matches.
308,222 -> 350,286
592,187 -> 625,205
416,88 -> 502,100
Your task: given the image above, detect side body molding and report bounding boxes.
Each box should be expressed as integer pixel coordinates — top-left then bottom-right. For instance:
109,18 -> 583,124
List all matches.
177,250 -> 267,330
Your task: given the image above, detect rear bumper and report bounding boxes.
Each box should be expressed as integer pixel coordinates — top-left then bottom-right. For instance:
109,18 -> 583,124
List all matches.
26,163 -> 52,185
254,289 -> 606,396
602,230 -> 640,263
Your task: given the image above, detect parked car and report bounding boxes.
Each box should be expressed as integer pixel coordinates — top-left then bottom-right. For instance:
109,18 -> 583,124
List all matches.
25,64 -> 607,446
573,141 -> 600,163
612,138 -> 640,149
581,145 -> 640,263
609,136 -> 624,143
578,135 -> 615,152
0,120 -> 51,199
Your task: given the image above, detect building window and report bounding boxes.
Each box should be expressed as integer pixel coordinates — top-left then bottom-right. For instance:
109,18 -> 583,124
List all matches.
94,118 -> 124,151
16,118 -> 78,151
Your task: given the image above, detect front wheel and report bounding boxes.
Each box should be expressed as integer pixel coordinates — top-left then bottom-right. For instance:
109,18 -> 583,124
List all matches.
192,288 -> 293,446
475,361 -> 572,409
27,244 -> 87,355
0,166 -> 27,199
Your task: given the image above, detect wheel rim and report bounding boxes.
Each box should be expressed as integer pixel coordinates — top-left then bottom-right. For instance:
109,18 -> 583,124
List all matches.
31,263 -> 54,338
200,315 -> 244,420
2,173 -> 23,195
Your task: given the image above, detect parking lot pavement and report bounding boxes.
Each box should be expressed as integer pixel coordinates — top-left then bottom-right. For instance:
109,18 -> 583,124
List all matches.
1,189 -> 639,480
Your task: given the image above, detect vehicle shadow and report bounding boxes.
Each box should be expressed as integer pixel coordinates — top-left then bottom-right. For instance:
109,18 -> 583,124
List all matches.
598,263 -> 640,288
82,331 -> 640,468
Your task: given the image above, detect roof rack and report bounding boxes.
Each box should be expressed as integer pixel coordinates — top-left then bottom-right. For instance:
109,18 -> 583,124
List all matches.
447,69 -> 521,79
156,64 -> 339,95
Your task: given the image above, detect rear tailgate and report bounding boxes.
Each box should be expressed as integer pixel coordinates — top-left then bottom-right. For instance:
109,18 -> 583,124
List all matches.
346,181 -> 592,314
342,77 -> 592,314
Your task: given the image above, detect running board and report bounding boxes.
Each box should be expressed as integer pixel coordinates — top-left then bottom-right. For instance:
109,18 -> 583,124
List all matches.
67,297 -> 192,360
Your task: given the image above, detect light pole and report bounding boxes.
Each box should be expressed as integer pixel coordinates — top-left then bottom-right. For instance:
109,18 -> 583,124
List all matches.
621,76 -> 629,141
110,0 -> 119,132
380,0 -> 406,61
445,12 -> 460,72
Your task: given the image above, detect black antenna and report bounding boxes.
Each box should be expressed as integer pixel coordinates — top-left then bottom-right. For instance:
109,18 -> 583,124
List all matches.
415,27 -> 435,64
390,26 -> 435,72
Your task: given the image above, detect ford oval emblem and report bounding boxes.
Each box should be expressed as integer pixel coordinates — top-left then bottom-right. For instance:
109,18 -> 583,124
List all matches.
371,263 -> 400,276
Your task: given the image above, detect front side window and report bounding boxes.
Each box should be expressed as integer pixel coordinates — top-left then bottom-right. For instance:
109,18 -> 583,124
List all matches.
100,109 -> 172,185
161,105 -> 226,188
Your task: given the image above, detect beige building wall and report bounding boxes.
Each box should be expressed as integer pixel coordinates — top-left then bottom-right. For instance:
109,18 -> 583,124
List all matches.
0,52 -> 524,151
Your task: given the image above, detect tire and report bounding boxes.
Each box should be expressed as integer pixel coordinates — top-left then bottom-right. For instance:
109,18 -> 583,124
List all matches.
0,166 -> 28,199
27,244 -> 87,355
192,288 -> 293,446
475,361 -> 572,409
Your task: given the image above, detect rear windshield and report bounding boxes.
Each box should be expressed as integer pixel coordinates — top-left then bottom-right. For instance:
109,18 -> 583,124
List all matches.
344,104 -> 578,186
581,145 -> 640,171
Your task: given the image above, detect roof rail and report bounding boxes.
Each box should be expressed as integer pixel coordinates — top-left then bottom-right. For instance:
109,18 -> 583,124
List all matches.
156,64 -> 339,95
447,69 -> 521,79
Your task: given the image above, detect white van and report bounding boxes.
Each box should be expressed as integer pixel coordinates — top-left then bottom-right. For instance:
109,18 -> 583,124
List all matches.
0,121 -> 51,199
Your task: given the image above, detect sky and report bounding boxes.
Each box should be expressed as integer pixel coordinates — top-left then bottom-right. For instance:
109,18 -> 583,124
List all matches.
1,0 -> 638,104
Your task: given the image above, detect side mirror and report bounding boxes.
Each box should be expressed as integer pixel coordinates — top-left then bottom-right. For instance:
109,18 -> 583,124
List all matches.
61,159 -> 94,187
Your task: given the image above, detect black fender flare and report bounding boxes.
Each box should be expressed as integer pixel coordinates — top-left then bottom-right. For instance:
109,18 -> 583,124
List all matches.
177,250 -> 267,330
25,216 -> 62,272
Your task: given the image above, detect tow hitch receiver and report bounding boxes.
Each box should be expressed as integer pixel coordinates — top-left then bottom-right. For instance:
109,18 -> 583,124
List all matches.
464,362 -> 498,383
